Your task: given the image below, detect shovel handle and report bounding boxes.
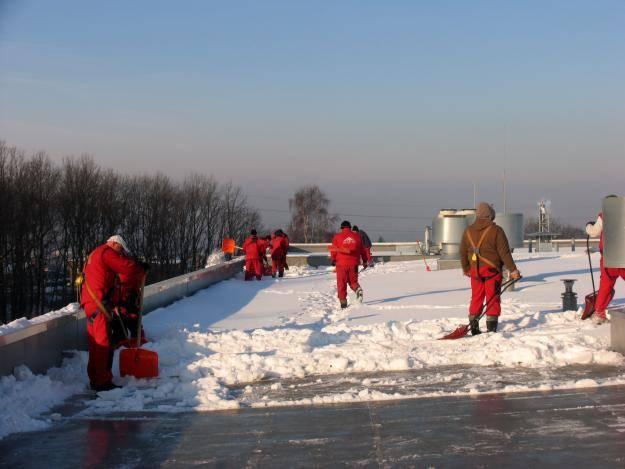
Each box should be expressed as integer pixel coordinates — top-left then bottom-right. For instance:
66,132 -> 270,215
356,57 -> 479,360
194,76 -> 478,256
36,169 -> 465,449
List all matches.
136,274 -> 147,348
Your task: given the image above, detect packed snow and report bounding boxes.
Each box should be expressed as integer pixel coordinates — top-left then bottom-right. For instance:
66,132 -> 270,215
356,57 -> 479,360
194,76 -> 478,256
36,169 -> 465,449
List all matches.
3,250 -> 625,440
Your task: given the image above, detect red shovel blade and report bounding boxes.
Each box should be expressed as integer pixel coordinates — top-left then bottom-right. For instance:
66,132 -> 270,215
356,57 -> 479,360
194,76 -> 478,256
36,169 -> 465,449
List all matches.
120,347 -> 159,379
581,293 -> 597,320
439,324 -> 470,340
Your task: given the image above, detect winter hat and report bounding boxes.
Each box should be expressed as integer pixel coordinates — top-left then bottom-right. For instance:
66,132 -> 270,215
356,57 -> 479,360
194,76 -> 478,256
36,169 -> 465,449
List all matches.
340,220 -> 351,229
352,225 -> 359,232
476,202 -> 495,221
107,235 -> 130,254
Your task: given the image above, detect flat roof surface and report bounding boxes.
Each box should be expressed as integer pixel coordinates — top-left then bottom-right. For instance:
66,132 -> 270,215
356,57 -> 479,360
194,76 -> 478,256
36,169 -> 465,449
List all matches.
3,384 -> 625,468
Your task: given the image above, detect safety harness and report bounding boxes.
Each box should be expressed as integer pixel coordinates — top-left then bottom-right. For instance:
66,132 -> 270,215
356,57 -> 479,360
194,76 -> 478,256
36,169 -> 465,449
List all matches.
465,225 -> 499,281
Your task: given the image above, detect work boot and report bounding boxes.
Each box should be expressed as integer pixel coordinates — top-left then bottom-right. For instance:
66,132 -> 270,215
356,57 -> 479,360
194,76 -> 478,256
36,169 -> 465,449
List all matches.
469,315 -> 481,336
340,298 -> 348,309
356,288 -> 364,303
593,310 -> 608,325
92,381 -> 121,392
486,317 -> 498,333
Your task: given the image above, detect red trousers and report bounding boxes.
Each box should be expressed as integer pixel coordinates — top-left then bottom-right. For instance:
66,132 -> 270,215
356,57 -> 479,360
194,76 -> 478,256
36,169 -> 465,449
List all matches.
245,258 -> 262,281
86,310 -> 114,387
596,258 -> 625,313
469,265 -> 503,317
336,265 -> 360,300
272,252 -> 285,277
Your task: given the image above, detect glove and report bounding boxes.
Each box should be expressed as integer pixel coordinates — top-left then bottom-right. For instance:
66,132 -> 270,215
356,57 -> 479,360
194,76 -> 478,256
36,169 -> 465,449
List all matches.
139,261 -> 150,272
362,262 -> 367,270
331,260 -> 336,267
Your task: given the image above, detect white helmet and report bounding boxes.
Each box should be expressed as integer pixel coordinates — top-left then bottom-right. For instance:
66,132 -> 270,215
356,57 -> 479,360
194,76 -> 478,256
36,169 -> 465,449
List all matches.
107,235 -> 131,254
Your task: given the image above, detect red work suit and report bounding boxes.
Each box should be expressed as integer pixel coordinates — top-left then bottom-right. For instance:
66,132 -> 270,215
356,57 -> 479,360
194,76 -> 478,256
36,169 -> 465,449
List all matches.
271,235 -> 288,277
331,228 -> 367,300
80,244 -> 146,388
243,236 -> 262,281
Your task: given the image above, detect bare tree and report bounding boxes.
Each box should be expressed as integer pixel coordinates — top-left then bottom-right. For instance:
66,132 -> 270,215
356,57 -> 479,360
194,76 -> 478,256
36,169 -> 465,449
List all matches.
0,142 -> 264,324
288,185 -> 337,243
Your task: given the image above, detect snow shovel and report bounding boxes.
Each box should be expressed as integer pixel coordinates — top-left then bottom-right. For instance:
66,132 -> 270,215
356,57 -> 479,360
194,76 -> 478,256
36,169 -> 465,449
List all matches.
120,276 -> 159,379
416,240 -> 431,272
581,235 -> 598,320
439,277 -> 520,340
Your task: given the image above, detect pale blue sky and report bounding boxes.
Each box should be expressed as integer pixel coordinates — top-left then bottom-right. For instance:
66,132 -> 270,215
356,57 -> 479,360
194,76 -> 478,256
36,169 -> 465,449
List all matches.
1,1 -> 624,238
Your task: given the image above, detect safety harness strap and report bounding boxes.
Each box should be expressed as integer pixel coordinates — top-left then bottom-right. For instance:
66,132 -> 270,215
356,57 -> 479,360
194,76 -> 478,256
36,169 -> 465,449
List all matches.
466,225 -> 498,270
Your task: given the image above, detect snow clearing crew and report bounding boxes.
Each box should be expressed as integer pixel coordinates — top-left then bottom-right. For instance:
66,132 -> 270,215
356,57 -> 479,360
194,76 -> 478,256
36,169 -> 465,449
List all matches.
80,235 -> 148,392
352,225 -> 373,267
586,196 -> 624,324
243,229 -> 263,281
460,203 -> 521,334
330,220 -> 367,308
270,229 -> 288,278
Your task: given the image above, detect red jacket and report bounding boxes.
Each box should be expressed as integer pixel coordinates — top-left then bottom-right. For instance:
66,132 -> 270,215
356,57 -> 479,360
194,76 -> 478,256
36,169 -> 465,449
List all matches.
80,244 -> 145,317
257,239 -> 269,256
270,235 -> 287,256
331,228 -> 367,267
243,236 -> 262,259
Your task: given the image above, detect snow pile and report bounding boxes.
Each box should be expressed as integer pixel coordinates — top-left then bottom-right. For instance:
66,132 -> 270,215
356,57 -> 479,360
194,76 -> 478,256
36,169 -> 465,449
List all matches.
0,303 -> 80,337
204,251 -> 225,268
0,356 -> 87,439
83,252 -> 624,415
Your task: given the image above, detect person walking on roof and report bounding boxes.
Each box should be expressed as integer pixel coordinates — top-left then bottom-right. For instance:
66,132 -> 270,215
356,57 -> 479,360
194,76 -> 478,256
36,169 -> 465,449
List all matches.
80,235 -> 148,392
460,203 -> 521,335
330,220 -> 367,308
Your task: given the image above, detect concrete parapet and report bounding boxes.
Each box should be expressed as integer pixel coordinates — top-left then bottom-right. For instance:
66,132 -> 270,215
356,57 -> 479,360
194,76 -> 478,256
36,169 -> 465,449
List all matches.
610,306 -> 625,355
0,258 -> 245,377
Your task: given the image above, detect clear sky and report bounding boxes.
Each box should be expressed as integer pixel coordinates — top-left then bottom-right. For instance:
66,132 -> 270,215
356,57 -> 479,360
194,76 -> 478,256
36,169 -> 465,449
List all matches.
1,1 -> 624,239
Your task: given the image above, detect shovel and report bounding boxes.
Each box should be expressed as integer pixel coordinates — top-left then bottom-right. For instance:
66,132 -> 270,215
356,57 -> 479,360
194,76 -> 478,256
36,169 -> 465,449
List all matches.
440,277 -> 520,340
120,276 -> 159,379
581,235 -> 598,320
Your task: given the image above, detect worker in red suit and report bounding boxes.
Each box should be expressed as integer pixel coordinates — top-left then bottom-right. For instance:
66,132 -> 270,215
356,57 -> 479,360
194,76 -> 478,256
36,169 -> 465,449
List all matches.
282,231 -> 290,271
243,229 -> 263,281
330,220 -> 367,308
80,235 -> 147,392
586,196 -> 625,324
257,235 -> 271,273
352,226 -> 373,266
270,229 -> 288,278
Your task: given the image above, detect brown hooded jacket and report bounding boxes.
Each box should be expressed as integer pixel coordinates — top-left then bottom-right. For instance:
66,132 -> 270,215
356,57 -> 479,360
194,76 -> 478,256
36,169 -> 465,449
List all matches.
459,218 -> 517,274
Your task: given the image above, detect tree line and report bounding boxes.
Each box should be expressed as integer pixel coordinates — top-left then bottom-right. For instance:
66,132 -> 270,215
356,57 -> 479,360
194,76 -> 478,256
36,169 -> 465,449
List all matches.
0,141 -> 261,324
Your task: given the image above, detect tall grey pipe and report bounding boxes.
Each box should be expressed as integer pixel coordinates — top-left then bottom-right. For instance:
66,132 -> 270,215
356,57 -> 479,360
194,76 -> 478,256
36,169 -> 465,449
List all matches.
602,195 -> 625,268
